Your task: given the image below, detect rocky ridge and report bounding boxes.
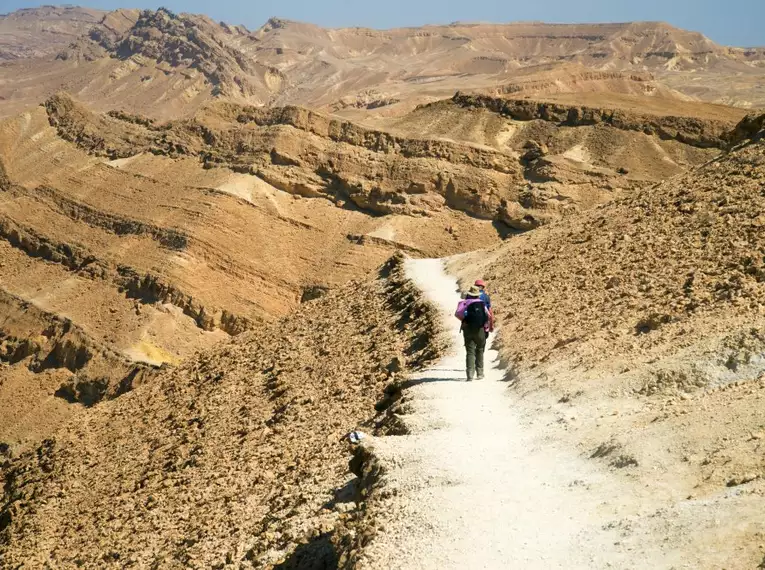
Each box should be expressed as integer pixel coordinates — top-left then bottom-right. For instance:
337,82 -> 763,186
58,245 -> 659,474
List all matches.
0,254 -> 445,569
41,93 -> 536,227
491,69 -> 665,97
450,92 -> 735,149
0,6 -> 104,60
43,93 -> 734,231
89,8 -> 283,101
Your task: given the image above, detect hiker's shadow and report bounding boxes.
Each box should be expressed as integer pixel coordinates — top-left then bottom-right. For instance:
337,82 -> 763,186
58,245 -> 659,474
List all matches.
400,376 -> 466,389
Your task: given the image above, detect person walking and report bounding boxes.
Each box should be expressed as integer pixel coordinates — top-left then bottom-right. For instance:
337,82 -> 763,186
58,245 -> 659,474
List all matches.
454,285 -> 492,381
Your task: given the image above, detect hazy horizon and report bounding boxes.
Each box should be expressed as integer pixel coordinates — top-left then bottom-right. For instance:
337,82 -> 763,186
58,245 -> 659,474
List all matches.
3,0 -> 764,47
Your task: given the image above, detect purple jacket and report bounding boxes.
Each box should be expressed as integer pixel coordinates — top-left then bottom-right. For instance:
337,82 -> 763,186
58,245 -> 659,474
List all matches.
455,297 -> 492,332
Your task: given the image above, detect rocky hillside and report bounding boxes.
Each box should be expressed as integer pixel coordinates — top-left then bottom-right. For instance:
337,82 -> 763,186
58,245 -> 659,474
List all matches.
461,111 -> 765,377
1,7 -> 764,566
0,8 -> 764,120
0,254 -> 444,569
0,86 -> 736,454
63,8 -> 284,101
450,111 -> 765,498
0,84 -> 732,483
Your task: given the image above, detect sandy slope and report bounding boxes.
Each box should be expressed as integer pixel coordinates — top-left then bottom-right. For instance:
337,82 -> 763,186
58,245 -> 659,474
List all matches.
358,258 -> 765,569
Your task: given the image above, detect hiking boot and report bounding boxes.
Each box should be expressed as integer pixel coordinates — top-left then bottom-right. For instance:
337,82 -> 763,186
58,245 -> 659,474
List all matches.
466,374 -> 474,382
477,371 -> 485,380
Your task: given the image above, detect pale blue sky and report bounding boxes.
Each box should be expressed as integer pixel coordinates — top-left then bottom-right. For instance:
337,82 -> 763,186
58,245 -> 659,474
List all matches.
3,0 -> 764,47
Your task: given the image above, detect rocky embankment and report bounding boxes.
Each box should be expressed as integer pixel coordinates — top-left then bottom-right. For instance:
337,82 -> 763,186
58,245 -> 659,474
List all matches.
44,93 -> 526,224
0,254 -> 445,569
474,111 -> 765,373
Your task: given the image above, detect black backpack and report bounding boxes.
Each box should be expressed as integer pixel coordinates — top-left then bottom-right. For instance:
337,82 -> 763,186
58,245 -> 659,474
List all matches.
463,301 -> 487,329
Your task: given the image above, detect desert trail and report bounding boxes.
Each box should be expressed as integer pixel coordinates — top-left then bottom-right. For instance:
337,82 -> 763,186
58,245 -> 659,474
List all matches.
1,5 -> 765,569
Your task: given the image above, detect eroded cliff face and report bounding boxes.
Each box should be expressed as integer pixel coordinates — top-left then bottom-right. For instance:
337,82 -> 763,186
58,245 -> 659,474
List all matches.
450,93 -> 735,149
0,288 -> 157,406
0,173 -> 254,336
43,93 -> 525,222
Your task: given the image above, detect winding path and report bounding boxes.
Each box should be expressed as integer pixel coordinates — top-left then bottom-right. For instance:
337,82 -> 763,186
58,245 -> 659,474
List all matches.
358,258 -> 689,569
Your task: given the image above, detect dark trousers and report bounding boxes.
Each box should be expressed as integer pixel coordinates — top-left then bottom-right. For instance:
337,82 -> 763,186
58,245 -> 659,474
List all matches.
463,327 -> 487,379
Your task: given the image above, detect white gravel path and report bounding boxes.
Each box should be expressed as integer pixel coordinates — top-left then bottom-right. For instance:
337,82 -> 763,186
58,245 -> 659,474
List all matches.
357,257 -> 726,570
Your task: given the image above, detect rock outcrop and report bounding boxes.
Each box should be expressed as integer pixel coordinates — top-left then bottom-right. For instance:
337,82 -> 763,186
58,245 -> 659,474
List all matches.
95,8 -> 282,99
451,93 -> 734,149
725,113 -> 765,147
43,93 -> 528,223
0,287 -> 157,406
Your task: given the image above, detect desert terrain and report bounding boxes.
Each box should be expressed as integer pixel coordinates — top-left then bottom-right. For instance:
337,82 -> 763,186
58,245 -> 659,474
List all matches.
2,6 -> 765,121
0,5 -> 764,569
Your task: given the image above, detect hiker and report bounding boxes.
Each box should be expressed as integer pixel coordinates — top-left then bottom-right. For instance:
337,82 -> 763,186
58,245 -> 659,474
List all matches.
454,285 -> 492,381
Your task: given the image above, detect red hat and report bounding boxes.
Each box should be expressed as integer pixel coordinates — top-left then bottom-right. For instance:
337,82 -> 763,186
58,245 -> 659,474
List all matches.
474,279 -> 486,287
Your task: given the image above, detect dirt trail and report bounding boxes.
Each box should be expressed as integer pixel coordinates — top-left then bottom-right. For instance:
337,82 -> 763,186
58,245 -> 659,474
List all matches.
358,257 -> 760,569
